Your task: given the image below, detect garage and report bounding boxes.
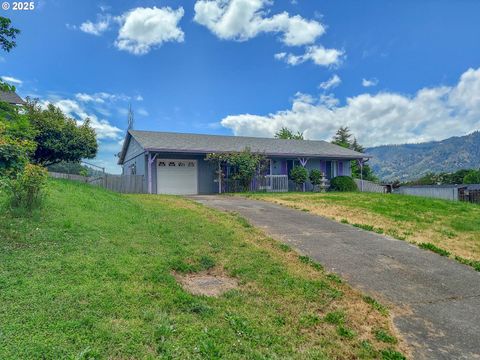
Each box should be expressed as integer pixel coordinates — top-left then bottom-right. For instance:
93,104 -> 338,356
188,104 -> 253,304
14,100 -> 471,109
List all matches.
156,159 -> 198,195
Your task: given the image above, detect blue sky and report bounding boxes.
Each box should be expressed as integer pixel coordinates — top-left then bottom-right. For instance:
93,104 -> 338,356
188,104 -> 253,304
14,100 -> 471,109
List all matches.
2,0 -> 480,173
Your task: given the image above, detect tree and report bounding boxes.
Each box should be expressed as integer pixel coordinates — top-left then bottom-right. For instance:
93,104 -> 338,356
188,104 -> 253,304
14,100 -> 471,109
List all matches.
309,169 -> 324,192
0,89 -> 36,177
0,17 -> 20,53
331,126 -> 377,182
274,127 -> 304,140
25,100 -> 98,166
290,165 -> 308,191
331,126 -> 352,148
463,170 -> 480,184
206,148 -> 268,192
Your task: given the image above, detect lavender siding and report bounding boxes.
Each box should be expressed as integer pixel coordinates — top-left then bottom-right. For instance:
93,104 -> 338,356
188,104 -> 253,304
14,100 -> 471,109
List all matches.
339,161 -> 344,176
320,160 -> 327,175
281,160 -> 288,175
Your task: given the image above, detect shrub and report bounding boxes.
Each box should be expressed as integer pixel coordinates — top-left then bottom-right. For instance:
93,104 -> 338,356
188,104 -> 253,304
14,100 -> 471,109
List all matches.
309,169 -> 324,191
3,164 -> 48,211
290,165 -> 308,190
330,176 -> 358,192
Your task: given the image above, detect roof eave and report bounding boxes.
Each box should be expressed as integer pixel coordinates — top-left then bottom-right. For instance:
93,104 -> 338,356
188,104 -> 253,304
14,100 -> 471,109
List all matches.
143,147 -> 369,159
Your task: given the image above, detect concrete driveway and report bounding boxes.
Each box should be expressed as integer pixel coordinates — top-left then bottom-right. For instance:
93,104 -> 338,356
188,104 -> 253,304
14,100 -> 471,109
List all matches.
190,195 -> 480,360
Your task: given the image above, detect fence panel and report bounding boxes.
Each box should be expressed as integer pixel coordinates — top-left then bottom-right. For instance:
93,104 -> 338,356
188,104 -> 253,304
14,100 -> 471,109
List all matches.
49,172 -> 146,194
49,172 -> 89,182
395,186 -> 459,201
354,179 -> 386,193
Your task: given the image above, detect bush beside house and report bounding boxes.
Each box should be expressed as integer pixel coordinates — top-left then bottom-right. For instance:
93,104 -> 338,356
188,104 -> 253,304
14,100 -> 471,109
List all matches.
330,176 -> 358,192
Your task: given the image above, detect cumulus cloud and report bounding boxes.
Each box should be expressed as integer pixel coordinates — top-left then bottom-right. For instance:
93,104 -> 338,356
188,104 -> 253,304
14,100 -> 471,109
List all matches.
319,74 -> 341,90
362,78 -> 378,87
1,75 -> 22,85
115,6 -> 185,55
193,0 -> 324,46
75,92 -> 134,103
274,45 -> 344,67
220,67 -> 480,147
41,98 -> 123,141
79,15 -> 111,36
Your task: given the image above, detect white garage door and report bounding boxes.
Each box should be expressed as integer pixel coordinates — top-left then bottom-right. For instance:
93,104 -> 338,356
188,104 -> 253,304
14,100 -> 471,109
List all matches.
156,159 -> 198,195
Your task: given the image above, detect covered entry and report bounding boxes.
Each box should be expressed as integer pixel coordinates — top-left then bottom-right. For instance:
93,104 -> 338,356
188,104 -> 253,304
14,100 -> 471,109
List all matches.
156,159 -> 198,195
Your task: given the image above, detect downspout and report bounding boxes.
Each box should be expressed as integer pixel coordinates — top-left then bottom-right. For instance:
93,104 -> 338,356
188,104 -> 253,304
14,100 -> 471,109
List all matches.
147,152 -> 158,194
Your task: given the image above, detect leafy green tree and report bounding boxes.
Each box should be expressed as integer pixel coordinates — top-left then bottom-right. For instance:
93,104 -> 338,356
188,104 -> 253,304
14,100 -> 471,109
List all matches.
0,88 -> 36,177
309,169 -> 324,191
206,148 -> 268,192
25,100 -> 98,166
290,165 -> 308,191
331,126 -> 377,182
463,170 -> 480,184
0,17 -> 20,53
274,127 -> 304,140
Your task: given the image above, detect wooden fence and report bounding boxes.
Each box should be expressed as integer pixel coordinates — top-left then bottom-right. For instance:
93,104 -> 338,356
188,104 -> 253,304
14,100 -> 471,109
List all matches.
458,187 -> 480,204
49,172 -> 146,194
354,179 -> 387,193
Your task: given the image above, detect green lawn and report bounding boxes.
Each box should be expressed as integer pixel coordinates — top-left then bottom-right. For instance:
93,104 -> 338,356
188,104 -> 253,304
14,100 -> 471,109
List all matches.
242,192 -> 480,268
0,180 -> 406,359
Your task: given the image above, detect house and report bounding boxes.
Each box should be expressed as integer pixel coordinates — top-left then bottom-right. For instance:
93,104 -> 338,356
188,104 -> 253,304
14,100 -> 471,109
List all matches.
118,130 -> 367,195
0,90 -> 25,105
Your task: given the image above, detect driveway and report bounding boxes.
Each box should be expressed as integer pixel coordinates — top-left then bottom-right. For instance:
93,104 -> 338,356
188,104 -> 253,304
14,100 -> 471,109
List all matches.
190,195 -> 480,360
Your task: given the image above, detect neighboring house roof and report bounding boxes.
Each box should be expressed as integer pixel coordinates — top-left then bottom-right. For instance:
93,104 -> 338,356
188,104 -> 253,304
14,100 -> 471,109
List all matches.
119,130 -> 367,165
0,90 -> 25,105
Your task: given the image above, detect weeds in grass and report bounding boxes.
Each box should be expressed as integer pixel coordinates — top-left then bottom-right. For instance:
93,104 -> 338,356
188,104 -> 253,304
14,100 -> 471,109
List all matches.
278,243 -> 292,252
298,255 -> 324,271
324,310 -> 345,325
326,273 -> 342,284
337,325 -> 356,339
419,243 -> 451,257
363,296 -> 389,316
374,329 -> 397,344
353,223 -> 384,234
381,348 -> 406,360
300,313 -> 321,328
454,256 -> 480,272
341,219 -> 349,224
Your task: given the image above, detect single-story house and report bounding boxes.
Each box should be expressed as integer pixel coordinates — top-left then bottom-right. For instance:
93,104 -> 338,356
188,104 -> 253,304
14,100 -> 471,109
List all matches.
118,130 -> 367,195
0,90 -> 25,105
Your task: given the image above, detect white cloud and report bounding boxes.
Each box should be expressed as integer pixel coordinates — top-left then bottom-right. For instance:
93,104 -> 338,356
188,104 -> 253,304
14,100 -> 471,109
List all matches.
41,99 -> 123,141
220,67 -> 480,147
137,108 -> 149,116
115,6 -> 185,55
75,93 -> 105,103
362,78 -> 379,87
1,75 -> 23,85
319,74 -> 341,90
193,0 -> 324,46
75,92 -> 135,103
79,15 -> 111,36
275,45 -> 344,67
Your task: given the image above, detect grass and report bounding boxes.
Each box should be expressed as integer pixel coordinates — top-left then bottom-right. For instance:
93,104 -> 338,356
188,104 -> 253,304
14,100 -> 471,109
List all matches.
242,192 -> 480,269
0,180 -> 406,359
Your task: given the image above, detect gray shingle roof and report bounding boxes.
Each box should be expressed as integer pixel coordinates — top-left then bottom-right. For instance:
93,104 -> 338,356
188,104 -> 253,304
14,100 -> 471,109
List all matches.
0,91 -> 24,105
119,130 -> 367,164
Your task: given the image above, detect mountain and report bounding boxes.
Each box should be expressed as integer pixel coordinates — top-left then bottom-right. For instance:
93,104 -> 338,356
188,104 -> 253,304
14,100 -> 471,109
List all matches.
366,131 -> 480,181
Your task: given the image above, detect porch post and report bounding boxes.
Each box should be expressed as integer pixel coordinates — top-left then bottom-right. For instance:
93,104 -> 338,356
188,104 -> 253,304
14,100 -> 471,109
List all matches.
147,152 -> 158,194
218,162 -> 222,194
357,159 -> 364,192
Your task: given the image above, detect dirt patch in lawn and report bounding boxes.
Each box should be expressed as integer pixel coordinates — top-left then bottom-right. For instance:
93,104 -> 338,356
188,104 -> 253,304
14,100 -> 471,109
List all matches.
174,270 -> 239,297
